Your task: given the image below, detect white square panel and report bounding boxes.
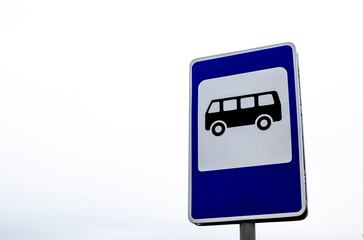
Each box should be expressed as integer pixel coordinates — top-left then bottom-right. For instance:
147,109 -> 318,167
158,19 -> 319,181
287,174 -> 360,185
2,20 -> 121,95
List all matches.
198,67 -> 292,171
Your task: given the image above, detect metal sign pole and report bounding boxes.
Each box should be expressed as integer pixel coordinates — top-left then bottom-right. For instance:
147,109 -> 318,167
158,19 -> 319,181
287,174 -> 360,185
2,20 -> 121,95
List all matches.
240,222 -> 255,240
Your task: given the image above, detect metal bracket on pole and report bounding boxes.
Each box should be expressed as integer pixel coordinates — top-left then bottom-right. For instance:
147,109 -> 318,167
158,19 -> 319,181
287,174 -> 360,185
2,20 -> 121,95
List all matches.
240,221 -> 255,240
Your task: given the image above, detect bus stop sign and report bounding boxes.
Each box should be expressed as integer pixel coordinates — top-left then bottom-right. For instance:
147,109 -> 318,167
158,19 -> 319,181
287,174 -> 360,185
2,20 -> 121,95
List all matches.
189,43 -> 307,225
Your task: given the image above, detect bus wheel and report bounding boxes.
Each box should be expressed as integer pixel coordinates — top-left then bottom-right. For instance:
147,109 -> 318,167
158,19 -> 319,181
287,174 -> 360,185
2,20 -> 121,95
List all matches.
256,115 -> 272,130
211,122 -> 226,136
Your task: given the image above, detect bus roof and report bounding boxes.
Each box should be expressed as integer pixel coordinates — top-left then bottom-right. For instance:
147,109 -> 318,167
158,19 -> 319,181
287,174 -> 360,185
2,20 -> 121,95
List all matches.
210,91 -> 278,103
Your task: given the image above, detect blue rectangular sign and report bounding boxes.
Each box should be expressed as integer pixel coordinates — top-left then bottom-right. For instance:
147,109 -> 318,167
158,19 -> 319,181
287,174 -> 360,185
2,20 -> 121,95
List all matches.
189,43 -> 307,225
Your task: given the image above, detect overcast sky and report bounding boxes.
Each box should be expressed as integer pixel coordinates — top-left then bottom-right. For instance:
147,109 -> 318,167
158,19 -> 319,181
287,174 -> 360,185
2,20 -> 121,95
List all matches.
1,0 -> 363,239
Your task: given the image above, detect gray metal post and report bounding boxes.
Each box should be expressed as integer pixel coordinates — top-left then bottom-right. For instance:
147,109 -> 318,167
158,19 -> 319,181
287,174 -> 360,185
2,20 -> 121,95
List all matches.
239,222 -> 255,240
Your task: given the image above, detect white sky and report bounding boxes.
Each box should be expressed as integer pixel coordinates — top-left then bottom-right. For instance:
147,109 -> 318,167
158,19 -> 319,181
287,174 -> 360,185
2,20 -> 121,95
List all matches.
1,0 -> 363,239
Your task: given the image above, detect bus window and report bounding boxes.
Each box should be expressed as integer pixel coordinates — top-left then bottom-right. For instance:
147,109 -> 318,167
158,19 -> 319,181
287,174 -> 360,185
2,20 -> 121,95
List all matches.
258,94 -> 274,106
240,96 -> 254,109
208,102 -> 220,113
223,99 -> 237,111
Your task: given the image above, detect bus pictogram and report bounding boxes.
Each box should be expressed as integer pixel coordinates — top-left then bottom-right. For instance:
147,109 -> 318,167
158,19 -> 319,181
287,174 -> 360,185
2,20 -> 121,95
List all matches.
205,91 -> 282,136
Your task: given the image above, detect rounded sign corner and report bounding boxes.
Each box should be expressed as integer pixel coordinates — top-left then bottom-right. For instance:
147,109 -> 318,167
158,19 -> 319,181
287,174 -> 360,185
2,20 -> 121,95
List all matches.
296,200 -> 308,220
188,212 -> 199,225
281,42 -> 296,52
190,58 -> 200,71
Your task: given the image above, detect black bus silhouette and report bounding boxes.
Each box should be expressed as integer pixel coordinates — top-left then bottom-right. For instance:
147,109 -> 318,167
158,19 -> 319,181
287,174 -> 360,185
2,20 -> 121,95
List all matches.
205,91 -> 282,136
